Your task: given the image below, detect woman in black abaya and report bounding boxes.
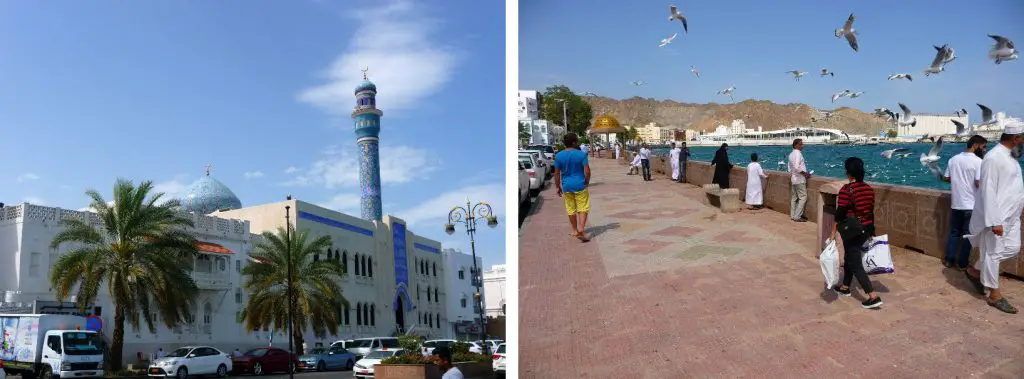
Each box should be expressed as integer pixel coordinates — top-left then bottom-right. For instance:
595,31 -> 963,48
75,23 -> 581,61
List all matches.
711,143 -> 733,188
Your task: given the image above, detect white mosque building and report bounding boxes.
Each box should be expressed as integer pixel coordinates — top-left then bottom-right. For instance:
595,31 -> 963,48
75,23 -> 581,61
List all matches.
0,73 -> 452,365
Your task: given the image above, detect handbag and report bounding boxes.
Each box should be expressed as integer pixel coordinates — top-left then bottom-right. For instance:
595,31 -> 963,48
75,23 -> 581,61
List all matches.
836,184 -> 866,241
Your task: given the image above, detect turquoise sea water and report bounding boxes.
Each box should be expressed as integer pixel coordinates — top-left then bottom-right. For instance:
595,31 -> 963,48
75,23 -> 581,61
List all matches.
650,144 -> 1022,191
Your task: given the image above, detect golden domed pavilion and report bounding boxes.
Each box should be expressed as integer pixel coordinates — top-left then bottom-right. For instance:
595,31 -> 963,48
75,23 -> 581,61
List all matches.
589,114 -> 627,134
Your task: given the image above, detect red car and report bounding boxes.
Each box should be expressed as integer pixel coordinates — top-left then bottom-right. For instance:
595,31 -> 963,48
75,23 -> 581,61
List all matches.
231,348 -> 298,376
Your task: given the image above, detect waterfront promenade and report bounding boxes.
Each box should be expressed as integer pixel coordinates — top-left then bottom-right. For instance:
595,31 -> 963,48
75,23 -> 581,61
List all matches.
518,158 -> 1024,378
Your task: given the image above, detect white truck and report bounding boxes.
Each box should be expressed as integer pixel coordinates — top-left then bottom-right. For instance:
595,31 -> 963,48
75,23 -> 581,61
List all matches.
1,314 -> 105,379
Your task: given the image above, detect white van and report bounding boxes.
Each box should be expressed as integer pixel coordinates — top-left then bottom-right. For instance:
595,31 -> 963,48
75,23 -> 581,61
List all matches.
346,338 -> 399,360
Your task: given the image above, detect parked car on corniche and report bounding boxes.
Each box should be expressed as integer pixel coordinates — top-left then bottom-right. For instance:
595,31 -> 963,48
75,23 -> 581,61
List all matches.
148,346 -> 232,379
297,345 -> 355,372
230,347 -> 297,376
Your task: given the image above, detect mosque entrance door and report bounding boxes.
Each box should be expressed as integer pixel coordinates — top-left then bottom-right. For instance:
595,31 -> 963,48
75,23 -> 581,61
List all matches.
394,299 -> 405,334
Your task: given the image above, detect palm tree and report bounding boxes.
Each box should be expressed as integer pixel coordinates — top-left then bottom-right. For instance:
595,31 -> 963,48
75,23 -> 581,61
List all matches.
49,179 -> 201,371
240,227 -> 348,356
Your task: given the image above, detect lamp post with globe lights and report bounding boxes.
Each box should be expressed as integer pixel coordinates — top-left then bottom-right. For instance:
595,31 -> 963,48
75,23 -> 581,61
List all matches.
445,199 -> 498,354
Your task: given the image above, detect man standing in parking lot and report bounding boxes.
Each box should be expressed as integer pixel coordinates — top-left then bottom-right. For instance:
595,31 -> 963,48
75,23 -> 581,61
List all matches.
554,133 -> 592,242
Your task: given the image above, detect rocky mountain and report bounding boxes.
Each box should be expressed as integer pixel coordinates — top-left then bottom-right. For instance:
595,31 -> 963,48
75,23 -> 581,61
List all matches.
583,96 -> 892,136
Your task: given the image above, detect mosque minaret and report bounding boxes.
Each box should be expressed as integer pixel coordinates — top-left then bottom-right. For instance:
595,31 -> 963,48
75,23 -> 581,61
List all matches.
351,67 -> 384,222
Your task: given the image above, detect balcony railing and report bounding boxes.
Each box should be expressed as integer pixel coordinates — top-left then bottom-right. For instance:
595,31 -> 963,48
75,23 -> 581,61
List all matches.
191,272 -> 232,290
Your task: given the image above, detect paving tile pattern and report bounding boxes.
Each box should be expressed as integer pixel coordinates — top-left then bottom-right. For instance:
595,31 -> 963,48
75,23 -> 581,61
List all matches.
519,158 -> 1024,379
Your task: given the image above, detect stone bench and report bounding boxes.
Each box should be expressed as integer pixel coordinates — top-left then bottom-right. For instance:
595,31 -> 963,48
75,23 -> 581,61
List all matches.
703,184 -> 741,213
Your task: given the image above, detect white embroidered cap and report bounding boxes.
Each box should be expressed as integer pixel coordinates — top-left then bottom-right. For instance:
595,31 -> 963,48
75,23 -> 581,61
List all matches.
1004,120 -> 1024,135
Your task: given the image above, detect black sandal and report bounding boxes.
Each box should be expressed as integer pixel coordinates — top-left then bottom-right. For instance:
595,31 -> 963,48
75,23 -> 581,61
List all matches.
988,298 -> 1018,314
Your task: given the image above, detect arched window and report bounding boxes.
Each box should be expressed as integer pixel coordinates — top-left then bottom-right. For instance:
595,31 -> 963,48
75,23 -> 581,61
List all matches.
436,314 -> 440,328
361,256 -> 368,277
342,251 -> 348,273
356,303 -> 363,325
434,288 -> 439,301
362,303 -> 369,325
368,257 -> 373,277
203,302 -> 212,324
458,269 -> 465,280
414,258 -> 419,274
354,254 -> 362,276
426,286 -> 432,302
460,297 -> 467,308
433,263 -> 437,276
416,285 -> 421,300
343,303 -> 351,325
370,304 -> 376,326
327,249 -> 333,260
428,313 -> 434,328
313,250 -> 320,262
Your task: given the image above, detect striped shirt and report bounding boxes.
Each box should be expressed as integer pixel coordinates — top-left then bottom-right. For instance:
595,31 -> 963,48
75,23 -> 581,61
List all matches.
835,181 -> 875,227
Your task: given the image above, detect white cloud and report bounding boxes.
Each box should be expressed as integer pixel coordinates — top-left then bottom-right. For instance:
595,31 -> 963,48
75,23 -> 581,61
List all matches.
152,179 -> 188,204
16,173 -> 40,183
297,0 -> 459,114
317,193 -> 362,214
23,196 -> 46,205
244,171 -> 265,180
77,200 -> 115,213
284,144 -> 439,189
284,166 -> 299,174
393,183 -> 505,228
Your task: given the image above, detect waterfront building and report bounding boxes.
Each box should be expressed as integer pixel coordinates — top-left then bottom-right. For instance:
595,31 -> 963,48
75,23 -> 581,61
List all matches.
482,264 -> 507,318
896,113 -> 969,137
0,72 -> 449,364
637,122 -> 677,144
441,248 -> 484,340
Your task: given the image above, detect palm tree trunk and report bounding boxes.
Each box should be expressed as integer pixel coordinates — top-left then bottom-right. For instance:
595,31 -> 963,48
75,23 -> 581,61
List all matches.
291,325 -> 304,356
110,301 -> 126,371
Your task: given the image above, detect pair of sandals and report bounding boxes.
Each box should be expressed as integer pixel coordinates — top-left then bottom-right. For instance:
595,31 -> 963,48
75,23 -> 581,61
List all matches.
570,231 -> 591,242
964,270 -> 1018,314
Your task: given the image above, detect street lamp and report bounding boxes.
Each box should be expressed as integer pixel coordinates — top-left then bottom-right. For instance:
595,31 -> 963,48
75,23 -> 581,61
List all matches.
444,199 -> 497,355
556,98 -> 569,143
285,196 -> 295,379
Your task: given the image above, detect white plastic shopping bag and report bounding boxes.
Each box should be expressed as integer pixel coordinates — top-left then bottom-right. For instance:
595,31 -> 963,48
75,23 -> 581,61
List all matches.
862,234 -> 895,275
819,238 -> 841,288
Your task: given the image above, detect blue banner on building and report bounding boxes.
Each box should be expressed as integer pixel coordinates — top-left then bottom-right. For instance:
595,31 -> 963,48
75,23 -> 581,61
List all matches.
392,222 -> 414,310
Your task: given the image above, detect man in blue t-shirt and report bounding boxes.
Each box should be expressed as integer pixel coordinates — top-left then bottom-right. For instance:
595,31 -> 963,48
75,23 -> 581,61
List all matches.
554,133 -> 592,242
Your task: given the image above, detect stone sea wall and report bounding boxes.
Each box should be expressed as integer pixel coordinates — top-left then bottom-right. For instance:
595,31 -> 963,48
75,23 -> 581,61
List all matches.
621,152 -> 1022,277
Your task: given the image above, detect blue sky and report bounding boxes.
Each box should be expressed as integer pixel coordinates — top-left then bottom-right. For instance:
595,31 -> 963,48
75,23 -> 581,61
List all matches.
0,0 -> 506,267
520,0 -> 1024,117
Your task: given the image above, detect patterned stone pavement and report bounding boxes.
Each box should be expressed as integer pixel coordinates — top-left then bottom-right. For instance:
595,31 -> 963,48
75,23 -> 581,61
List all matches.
519,158 -> 1024,379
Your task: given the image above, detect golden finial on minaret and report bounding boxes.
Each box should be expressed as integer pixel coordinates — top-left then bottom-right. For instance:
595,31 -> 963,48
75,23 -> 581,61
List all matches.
361,66 -> 369,80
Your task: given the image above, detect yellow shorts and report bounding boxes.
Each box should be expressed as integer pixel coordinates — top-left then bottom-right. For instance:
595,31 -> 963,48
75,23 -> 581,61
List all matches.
563,189 -> 591,215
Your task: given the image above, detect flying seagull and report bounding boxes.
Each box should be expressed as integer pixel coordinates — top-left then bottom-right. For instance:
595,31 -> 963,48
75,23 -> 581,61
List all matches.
835,13 -> 859,52
717,86 -> 736,101
848,91 -> 864,98
988,34 -> 1017,64
934,44 -> 956,64
668,5 -> 688,33
888,73 -> 913,81
831,89 -> 851,103
955,108 -> 968,117
920,136 -> 944,163
785,70 -> 808,81
925,161 -> 944,181
977,103 -> 1000,127
690,65 -> 700,78
659,33 -> 678,47
881,148 -> 911,159
631,81 -> 646,86
897,103 -> 918,127
581,92 -> 597,96
951,119 -> 970,136
820,68 -> 834,77
924,46 -> 947,76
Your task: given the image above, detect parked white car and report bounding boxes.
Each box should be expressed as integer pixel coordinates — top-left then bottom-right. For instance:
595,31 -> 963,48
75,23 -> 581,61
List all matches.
527,144 -> 555,160
492,343 -> 506,378
148,346 -> 232,379
518,151 -> 547,181
347,337 -> 399,360
353,349 -> 403,379
518,156 -> 541,197
520,150 -> 550,179
518,161 -> 531,205
421,339 -> 456,356
466,341 -> 484,354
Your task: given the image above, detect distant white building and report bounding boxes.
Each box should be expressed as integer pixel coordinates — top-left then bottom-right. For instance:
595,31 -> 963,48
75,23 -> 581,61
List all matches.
896,113 -> 969,137
441,248 -> 484,340
482,265 -> 507,318
518,90 -> 540,120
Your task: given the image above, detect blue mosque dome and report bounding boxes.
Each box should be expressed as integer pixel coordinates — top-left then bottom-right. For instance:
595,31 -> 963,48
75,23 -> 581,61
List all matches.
183,166 -> 242,215
355,80 -> 377,94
